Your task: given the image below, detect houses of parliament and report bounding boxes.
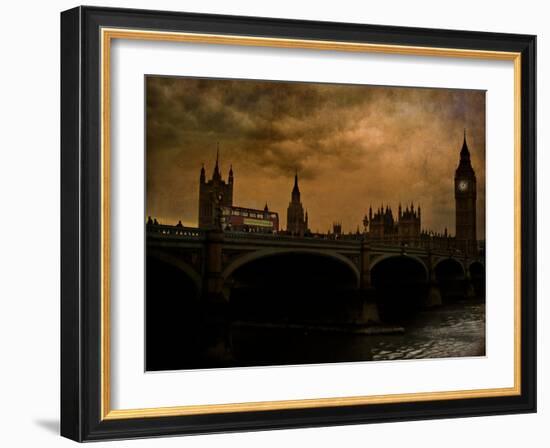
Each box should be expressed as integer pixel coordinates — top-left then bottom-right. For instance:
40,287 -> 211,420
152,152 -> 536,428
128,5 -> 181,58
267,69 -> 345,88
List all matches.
196,132 -> 479,255
197,145 -> 308,236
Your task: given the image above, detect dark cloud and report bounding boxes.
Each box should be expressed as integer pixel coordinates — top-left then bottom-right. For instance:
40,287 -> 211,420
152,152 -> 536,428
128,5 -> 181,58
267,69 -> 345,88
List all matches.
146,76 -> 485,237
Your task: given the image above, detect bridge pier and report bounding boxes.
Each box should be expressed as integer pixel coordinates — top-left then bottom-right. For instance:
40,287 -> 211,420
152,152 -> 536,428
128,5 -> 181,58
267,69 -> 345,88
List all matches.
200,302 -> 234,365
202,230 -> 234,363
356,240 -> 381,325
204,229 -> 226,301
425,250 -> 442,307
463,257 -> 477,299
354,288 -> 381,325
464,269 -> 477,300
424,282 -> 443,308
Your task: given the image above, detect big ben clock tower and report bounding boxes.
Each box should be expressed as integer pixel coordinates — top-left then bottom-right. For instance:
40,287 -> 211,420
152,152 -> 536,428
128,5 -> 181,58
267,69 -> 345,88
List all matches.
455,130 -> 477,256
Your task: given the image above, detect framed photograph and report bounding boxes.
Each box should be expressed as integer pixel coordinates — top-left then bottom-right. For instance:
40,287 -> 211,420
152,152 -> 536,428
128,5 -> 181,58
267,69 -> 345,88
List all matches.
60,6 -> 536,441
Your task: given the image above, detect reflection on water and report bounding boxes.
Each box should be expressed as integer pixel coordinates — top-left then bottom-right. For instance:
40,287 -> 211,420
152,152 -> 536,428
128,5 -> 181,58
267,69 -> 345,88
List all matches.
230,302 -> 485,367
146,249 -> 485,371
371,302 -> 485,361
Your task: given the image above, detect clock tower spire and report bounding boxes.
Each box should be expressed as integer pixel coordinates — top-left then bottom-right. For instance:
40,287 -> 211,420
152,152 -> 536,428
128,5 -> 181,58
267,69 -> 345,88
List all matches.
454,129 -> 477,255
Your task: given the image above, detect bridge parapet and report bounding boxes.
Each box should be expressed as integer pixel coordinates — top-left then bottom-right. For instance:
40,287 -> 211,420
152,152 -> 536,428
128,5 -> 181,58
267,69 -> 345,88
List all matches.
146,224 -> 483,265
369,236 -> 458,251
223,231 -> 361,248
147,224 -> 206,239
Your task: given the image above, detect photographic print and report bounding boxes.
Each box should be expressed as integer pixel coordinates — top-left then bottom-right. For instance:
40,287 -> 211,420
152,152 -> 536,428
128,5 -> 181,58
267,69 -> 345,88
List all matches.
145,76 -> 486,371
61,10 -> 536,439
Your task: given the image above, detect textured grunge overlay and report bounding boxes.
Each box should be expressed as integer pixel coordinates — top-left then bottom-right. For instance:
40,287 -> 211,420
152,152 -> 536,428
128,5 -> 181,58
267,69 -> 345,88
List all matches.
146,76 -> 485,236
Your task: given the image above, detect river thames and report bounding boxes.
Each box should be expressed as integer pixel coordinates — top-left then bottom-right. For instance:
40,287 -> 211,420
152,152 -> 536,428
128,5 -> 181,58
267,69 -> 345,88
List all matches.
229,302 -> 485,367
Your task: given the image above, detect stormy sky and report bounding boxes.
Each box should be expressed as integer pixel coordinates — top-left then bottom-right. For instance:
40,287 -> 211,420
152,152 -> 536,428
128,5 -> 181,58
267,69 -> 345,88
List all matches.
146,76 -> 485,237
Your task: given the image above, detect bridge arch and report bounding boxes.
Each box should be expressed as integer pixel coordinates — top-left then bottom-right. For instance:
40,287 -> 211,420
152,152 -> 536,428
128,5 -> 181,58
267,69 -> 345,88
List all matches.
145,250 -> 205,371
468,259 -> 485,272
369,254 -> 429,322
433,257 -> 466,302
468,260 -> 485,298
433,257 -> 466,277
369,254 -> 429,279
222,248 -> 360,288
223,248 -> 361,326
147,249 -> 202,297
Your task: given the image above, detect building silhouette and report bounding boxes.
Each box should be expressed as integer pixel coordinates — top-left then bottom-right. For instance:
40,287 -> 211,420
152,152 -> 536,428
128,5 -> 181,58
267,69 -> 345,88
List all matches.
191,134 -> 479,252
361,131 -> 478,254
198,146 -> 279,232
198,144 -> 233,228
398,203 -> 421,241
367,203 -> 421,245
454,130 -> 477,255
286,172 -> 309,236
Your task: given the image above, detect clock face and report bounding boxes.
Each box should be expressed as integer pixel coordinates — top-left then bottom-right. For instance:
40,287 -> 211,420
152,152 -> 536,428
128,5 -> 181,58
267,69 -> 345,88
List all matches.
458,180 -> 468,192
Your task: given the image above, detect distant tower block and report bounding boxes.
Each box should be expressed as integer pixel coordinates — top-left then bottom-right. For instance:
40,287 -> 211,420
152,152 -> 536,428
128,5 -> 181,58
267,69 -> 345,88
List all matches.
454,130 -> 477,255
198,144 -> 234,229
286,172 -> 309,236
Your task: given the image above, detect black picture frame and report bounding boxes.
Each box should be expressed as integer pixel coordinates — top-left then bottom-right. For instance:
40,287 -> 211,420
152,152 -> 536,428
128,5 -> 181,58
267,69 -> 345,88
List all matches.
61,6 -> 536,442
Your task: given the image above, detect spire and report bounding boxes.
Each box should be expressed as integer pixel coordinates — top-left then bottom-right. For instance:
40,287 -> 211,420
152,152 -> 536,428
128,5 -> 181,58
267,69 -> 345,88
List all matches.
456,128 -> 476,178
460,128 -> 471,160
291,170 -> 300,201
228,164 -> 234,184
200,163 -> 205,183
212,143 -> 221,180
264,202 -> 268,212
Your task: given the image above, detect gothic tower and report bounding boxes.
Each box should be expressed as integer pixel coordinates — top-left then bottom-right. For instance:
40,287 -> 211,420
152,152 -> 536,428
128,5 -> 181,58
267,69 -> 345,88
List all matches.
286,172 -> 308,236
397,202 -> 421,243
454,130 -> 477,255
198,144 -> 233,228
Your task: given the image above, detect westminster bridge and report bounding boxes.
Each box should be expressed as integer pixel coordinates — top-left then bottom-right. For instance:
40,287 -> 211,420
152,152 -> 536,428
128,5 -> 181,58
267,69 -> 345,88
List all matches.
146,224 -> 485,326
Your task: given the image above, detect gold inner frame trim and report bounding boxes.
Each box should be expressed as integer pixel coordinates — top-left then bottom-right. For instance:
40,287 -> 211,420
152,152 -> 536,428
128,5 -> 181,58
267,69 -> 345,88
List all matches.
100,27 -> 522,420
